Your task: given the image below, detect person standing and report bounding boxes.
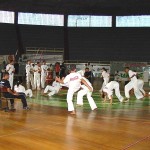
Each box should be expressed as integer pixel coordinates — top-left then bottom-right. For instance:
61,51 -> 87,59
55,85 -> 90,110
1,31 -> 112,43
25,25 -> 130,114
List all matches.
100,67 -> 110,93
124,67 -> 144,101
6,60 -> 15,89
25,60 -> 35,90
33,62 -> 41,90
41,60 -> 48,89
56,65 -> 92,115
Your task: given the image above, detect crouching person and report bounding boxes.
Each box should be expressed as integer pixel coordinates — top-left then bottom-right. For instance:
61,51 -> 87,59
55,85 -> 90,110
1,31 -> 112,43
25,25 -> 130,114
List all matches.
0,72 -> 30,110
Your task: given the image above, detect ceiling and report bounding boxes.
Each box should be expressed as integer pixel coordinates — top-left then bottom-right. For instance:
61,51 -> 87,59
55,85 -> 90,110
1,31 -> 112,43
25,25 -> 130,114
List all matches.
0,0 -> 150,15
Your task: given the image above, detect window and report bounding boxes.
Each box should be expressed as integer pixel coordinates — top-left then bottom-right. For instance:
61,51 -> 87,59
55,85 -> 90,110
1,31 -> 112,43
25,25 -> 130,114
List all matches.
68,15 -> 112,27
116,16 -> 150,27
0,11 -> 14,24
18,12 -> 64,26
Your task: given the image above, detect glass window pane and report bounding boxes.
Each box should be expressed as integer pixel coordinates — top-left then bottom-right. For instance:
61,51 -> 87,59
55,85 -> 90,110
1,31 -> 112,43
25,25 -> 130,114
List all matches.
68,15 -> 112,27
18,12 -> 64,26
116,16 -> 150,27
0,11 -> 14,24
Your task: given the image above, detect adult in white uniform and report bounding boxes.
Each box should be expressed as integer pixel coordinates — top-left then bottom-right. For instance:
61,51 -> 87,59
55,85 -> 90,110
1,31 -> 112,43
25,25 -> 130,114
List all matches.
34,62 -> 41,90
6,60 -> 15,89
56,65 -> 92,115
124,67 -> 144,100
41,61 -> 48,89
77,76 -> 97,110
14,81 -> 33,98
137,79 -> 145,96
43,80 -> 62,97
25,60 -> 35,90
100,68 -> 110,93
102,81 -> 124,104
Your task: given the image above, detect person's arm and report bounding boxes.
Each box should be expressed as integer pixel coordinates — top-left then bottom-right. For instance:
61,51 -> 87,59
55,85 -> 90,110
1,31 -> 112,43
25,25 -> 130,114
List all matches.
55,76 -> 64,84
7,88 -> 18,95
81,78 -> 92,92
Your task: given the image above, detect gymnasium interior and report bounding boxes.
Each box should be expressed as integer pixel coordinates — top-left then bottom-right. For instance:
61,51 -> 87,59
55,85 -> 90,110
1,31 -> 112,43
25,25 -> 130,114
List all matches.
0,0 -> 150,150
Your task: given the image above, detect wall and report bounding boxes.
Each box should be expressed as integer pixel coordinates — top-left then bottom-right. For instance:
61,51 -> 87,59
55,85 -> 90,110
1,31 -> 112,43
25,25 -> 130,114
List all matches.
68,28 -> 150,61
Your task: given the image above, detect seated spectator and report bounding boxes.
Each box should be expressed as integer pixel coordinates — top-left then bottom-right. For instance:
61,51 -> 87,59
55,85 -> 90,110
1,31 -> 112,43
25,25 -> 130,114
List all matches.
0,72 -> 30,110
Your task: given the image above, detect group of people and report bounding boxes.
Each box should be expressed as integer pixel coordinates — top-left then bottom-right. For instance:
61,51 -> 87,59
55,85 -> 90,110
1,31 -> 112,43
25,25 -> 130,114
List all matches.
100,67 -> 146,104
0,59 -> 147,114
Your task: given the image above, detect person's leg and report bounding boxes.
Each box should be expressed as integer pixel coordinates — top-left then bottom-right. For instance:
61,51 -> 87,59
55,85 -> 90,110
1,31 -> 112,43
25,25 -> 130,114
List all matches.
30,74 -> 35,90
41,75 -> 45,89
34,74 -> 37,89
48,90 -> 56,96
125,81 -> 134,99
67,89 -> 75,113
26,73 -> 30,89
9,74 -> 13,89
44,85 -> 52,93
17,94 -> 28,108
87,92 -> 97,110
114,84 -> 124,102
25,89 -> 33,97
4,93 -> 15,109
138,81 -> 145,95
37,75 -> 41,90
77,89 -> 87,105
133,81 -> 144,99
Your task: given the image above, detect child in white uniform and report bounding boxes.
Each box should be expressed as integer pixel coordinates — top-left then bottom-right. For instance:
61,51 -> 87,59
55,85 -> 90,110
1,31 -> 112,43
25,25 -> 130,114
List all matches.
41,61 -> 48,89
43,80 -> 62,97
6,60 -> 15,89
14,81 -> 33,98
34,62 -> 41,90
102,81 -> 124,104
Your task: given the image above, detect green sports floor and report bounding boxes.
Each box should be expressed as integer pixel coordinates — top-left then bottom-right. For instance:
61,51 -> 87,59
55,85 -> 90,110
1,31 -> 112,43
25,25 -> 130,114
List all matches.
27,89 -> 150,111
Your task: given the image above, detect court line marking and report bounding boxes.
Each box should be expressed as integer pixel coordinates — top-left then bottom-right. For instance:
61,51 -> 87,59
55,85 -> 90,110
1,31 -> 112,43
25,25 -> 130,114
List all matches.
121,135 -> 150,150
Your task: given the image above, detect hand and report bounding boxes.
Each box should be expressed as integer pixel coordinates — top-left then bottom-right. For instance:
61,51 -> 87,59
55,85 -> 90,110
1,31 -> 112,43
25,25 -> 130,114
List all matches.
14,93 -> 19,96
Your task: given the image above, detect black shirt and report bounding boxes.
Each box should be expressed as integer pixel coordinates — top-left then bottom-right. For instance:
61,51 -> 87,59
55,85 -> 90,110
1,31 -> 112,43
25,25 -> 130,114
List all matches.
0,79 -> 11,89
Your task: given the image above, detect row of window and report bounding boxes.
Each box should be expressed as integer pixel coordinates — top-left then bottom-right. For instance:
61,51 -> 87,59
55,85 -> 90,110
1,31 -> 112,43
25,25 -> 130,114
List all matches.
0,10 -> 150,27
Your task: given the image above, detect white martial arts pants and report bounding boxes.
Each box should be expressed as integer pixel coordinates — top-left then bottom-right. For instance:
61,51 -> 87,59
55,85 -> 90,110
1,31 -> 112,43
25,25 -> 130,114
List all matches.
41,74 -> 46,89
26,73 -> 35,90
100,78 -> 109,92
67,88 -> 79,112
138,80 -> 145,95
34,73 -> 41,89
77,89 -> 97,110
125,80 -> 143,99
44,85 -> 59,96
25,89 -> 33,98
114,83 -> 124,102
9,74 -> 14,89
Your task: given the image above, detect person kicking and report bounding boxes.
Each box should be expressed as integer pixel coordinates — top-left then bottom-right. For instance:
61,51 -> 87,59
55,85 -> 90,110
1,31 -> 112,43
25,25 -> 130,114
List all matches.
56,65 -> 92,115
102,81 -> 124,104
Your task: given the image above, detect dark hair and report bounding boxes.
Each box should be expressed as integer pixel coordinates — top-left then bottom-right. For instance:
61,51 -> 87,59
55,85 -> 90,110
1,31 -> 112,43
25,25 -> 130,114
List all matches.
70,65 -> 76,71
102,67 -> 107,72
102,91 -> 105,98
125,67 -> 129,70
3,72 -> 9,77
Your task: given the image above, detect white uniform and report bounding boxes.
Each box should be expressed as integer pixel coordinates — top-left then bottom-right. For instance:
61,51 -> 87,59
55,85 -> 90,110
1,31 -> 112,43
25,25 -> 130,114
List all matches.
77,77 -> 97,110
137,79 -> 145,95
41,64 -> 48,88
63,72 -> 82,112
103,81 -> 124,102
34,65 -> 41,89
100,71 -> 110,92
6,64 -> 15,89
125,70 -> 143,99
14,85 -> 33,98
26,64 -> 35,90
44,81 -> 62,96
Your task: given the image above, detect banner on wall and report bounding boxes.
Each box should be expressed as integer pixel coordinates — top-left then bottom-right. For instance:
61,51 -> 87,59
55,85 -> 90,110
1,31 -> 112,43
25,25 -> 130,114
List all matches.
118,71 -> 149,82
